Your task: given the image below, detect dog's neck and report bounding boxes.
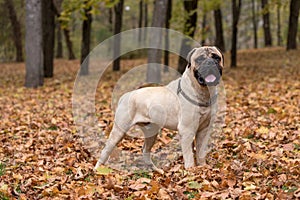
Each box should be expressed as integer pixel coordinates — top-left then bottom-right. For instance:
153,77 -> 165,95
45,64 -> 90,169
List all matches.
181,69 -> 216,104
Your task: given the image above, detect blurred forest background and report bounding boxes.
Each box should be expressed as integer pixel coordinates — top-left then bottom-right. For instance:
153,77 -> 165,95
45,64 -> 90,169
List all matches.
0,0 -> 299,87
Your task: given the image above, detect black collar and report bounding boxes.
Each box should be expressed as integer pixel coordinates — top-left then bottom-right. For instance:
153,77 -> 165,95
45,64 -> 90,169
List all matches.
177,79 -> 217,107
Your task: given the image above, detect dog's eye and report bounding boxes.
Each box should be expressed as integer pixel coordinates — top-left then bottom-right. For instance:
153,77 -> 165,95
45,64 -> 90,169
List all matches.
212,54 -> 221,62
195,56 -> 205,63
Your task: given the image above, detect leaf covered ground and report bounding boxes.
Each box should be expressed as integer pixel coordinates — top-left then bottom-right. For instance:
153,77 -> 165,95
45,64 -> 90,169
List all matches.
0,48 -> 299,199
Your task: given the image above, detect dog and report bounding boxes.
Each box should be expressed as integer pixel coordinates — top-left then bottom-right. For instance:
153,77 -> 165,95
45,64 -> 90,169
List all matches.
94,46 -> 224,172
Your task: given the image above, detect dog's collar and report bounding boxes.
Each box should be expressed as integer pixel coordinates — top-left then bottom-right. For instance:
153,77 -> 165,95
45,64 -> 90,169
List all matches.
177,79 -> 217,107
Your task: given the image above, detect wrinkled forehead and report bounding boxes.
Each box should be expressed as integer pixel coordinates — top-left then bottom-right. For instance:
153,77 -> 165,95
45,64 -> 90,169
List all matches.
192,47 -> 222,59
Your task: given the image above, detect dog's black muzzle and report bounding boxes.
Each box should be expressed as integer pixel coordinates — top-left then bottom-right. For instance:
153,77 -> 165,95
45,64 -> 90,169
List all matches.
194,58 -> 222,86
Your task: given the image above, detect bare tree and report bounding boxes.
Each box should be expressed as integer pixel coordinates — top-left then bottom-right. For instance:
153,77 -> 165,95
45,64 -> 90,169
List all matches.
64,29 -> 76,60
4,0 -> 23,62
138,0 -> 143,43
56,22 -> 63,58
42,0 -> 55,77
214,6 -> 225,52
230,0 -> 242,68
251,0 -> 258,48
147,0 -> 168,83
276,1 -> 282,46
25,0 -> 43,88
52,0 -> 75,60
143,0 -> 148,40
113,0 -> 124,71
80,1 -> 93,75
261,0 -> 272,47
287,0 -> 300,50
178,0 -> 198,74
108,7 -> 113,32
164,0 -> 172,70
54,0 -> 63,58
201,13 -> 207,46
200,0 -> 208,46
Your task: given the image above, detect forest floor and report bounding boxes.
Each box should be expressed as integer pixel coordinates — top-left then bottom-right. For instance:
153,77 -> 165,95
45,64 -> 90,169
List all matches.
0,48 -> 299,199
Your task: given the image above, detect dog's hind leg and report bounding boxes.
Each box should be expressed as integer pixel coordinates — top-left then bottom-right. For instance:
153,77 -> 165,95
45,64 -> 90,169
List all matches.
95,93 -> 134,169
94,124 -> 127,169
140,124 -> 164,174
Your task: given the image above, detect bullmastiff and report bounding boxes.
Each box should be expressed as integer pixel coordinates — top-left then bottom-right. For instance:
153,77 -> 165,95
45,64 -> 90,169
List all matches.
95,46 -> 224,171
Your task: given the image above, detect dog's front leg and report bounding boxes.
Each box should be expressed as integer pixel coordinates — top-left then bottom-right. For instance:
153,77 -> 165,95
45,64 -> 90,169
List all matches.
179,131 -> 195,169
196,126 -> 210,166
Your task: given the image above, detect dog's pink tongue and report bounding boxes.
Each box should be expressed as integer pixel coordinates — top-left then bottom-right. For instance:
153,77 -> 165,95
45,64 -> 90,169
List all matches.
205,74 -> 216,83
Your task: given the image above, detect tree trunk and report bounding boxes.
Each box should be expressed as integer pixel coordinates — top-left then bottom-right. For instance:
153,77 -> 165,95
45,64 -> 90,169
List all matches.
214,8 -> 225,52
113,0 -> 124,71
164,0 -> 172,71
230,0 -> 242,68
52,0 -> 75,60
276,2 -> 282,46
5,0 -> 23,62
53,0 -> 63,58
56,21 -> 63,58
108,7 -> 113,32
143,0 -> 148,41
251,0 -> 258,48
42,0 -> 55,78
80,2 -> 93,75
138,0 -> 143,42
25,0 -> 43,88
201,13 -> 207,46
287,0 -> 300,50
261,0 -> 272,47
147,0 -> 168,83
178,0 -> 198,74
64,29 -> 76,60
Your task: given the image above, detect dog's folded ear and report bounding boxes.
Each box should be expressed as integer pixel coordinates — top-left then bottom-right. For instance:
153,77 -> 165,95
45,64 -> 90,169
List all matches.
186,48 -> 197,68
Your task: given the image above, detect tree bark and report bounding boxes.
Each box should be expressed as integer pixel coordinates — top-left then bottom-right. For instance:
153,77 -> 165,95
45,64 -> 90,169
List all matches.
5,0 -> 23,62
64,29 -> 76,60
261,0 -> 272,47
214,8 -> 225,52
113,0 -> 124,71
138,0 -> 143,43
287,0 -> 300,50
201,13 -> 207,46
25,0 -> 43,88
42,0 -> 55,78
53,0 -> 63,58
251,0 -> 258,48
164,0 -> 172,71
276,2 -> 282,46
143,0 -> 148,41
52,0 -> 75,60
178,0 -> 198,74
80,2 -> 93,75
108,7 -> 113,32
230,0 -> 242,68
56,21 -> 63,58
147,0 -> 168,83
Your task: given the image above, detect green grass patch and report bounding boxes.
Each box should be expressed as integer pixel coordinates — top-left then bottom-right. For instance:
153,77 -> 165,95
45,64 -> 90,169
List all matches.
133,170 -> 152,179
0,163 -> 5,176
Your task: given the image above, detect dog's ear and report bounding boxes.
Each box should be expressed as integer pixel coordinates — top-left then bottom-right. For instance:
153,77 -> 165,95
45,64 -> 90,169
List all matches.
186,48 -> 197,68
214,46 -> 225,66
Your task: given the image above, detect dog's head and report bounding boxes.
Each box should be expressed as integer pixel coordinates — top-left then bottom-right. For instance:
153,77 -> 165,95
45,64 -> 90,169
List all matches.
187,46 -> 224,86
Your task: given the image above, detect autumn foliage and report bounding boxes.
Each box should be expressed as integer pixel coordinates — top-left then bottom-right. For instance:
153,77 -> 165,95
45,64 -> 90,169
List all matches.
0,48 -> 299,199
